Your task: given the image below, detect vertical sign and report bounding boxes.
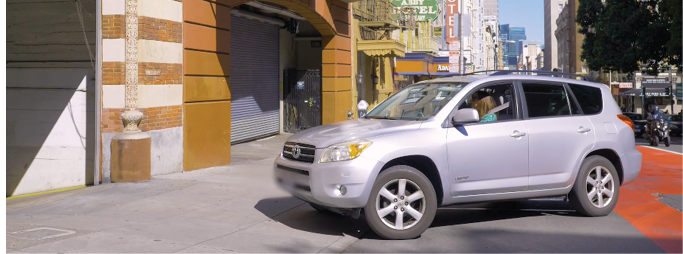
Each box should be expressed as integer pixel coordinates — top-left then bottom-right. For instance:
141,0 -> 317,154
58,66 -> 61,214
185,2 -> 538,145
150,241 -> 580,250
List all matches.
445,0 -> 459,45
445,0 -> 459,72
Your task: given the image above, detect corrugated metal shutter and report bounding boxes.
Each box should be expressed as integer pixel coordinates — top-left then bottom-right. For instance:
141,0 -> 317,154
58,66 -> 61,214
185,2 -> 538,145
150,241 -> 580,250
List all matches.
230,14 -> 280,144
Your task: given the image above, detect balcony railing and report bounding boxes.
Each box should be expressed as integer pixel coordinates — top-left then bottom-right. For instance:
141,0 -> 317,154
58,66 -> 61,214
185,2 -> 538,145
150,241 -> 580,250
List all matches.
353,0 -> 417,30
408,36 -> 439,53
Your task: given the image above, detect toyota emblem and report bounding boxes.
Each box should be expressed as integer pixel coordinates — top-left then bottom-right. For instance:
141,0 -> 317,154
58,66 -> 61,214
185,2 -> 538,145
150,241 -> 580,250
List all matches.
292,145 -> 302,159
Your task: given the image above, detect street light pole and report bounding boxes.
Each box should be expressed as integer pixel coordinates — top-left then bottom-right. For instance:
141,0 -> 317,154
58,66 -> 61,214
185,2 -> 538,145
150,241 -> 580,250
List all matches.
459,0 -> 463,74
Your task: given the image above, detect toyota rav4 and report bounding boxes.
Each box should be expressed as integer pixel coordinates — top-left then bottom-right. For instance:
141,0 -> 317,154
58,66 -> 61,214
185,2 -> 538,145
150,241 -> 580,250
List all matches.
273,71 -> 642,240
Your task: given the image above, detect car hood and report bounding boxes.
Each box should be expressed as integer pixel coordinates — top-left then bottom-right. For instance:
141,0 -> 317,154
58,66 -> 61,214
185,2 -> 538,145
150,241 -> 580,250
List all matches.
286,119 -> 423,148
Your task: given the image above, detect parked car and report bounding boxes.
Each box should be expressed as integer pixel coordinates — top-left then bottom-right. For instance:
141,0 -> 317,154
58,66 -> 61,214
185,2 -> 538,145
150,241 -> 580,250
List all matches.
622,112 -> 647,137
274,72 -> 642,240
669,114 -> 682,136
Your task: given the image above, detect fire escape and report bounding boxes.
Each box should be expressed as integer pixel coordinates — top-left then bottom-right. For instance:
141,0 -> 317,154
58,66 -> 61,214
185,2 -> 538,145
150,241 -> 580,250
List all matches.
353,0 -> 416,57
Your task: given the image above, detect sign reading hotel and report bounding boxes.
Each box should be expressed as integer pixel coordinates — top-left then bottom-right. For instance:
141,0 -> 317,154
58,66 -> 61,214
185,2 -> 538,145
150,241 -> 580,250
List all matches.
392,0 -> 440,21
445,0 -> 459,45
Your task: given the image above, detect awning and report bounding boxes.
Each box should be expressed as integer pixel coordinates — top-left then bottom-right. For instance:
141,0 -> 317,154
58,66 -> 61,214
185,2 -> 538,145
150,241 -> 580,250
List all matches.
619,88 -> 670,97
357,40 -> 406,58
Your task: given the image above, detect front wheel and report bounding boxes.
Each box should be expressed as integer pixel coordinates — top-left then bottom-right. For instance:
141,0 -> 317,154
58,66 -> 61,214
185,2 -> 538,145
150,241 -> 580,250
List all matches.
364,165 -> 437,240
569,156 -> 621,217
664,137 -> 670,147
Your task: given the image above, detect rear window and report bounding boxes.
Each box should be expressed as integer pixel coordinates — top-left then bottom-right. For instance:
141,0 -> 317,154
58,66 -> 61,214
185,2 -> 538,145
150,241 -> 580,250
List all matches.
568,84 -> 603,115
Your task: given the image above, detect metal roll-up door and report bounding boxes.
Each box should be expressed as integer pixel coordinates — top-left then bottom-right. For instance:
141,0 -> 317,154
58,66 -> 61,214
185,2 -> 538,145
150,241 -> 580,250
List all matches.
230,14 -> 280,144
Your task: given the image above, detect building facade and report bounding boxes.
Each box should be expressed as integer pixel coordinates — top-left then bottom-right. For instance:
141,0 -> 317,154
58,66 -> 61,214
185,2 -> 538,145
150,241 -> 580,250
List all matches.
555,0 -> 586,74
7,0 -> 355,196
544,0 -> 562,71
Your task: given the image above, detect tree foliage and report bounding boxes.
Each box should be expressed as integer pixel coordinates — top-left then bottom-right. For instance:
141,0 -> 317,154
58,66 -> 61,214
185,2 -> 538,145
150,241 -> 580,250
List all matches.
576,0 -> 680,75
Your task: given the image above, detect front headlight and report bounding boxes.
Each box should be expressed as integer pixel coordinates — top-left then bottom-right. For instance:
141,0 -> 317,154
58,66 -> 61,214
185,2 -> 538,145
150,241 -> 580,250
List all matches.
319,140 -> 373,163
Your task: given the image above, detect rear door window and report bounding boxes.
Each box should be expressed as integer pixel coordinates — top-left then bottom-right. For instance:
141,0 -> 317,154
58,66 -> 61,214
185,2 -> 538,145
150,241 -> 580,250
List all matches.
568,84 -> 603,115
521,83 -> 579,118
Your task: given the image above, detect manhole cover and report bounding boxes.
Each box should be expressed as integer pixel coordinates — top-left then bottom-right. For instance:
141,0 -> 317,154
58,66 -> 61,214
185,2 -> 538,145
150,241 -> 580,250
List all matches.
10,227 -> 76,240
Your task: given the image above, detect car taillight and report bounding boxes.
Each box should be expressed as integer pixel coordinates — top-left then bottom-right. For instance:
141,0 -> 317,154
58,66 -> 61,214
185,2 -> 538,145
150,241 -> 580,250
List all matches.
617,114 -> 635,132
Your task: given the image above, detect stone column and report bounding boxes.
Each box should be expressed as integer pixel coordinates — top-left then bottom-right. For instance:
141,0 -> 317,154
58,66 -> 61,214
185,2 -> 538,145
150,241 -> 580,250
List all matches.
110,0 -> 151,183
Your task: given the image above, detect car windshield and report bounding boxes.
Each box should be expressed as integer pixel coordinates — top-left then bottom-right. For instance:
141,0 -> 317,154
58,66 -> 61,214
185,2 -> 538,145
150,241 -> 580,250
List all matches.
672,115 -> 681,121
365,82 -> 467,120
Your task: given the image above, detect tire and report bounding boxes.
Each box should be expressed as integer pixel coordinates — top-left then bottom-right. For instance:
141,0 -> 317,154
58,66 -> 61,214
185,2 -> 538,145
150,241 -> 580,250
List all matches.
568,156 -> 621,217
364,165 -> 437,240
653,136 -> 659,146
665,137 -> 670,147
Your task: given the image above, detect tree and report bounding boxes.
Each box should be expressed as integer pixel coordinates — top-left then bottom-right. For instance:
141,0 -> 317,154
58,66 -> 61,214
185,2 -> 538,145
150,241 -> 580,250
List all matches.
660,0 -> 682,66
576,0 -> 677,75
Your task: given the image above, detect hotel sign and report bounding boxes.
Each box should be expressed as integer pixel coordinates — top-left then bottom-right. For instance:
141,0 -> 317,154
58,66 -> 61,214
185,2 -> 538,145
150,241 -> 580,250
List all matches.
392,0 -> 440,21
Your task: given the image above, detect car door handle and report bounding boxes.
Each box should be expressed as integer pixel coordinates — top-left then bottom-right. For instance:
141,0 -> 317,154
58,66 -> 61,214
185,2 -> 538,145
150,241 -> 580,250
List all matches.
577,126 -> 592,133
510,130 -> 527,138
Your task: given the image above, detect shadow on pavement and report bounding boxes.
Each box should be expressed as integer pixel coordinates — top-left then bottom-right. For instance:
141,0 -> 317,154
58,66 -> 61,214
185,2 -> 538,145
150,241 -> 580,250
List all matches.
254,197 -> 369,238
256,197 -> 588,241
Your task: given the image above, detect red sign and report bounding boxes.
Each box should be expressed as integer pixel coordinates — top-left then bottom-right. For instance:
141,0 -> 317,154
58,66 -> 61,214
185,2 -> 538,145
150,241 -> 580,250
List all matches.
445,0 -> 459,45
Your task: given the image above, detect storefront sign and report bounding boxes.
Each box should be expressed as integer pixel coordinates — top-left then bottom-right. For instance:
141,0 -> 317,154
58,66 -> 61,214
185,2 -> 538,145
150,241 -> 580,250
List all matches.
392,0 -> 440,21
433,27 -> 443,37
436,65 -> 449,72
618,82 -> 633,88
646,92 -> 669,97
641,78 -> 670,88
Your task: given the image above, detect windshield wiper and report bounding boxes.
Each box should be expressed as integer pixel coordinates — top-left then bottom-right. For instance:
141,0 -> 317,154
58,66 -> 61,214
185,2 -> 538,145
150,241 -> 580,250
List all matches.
367,116 -> 397,120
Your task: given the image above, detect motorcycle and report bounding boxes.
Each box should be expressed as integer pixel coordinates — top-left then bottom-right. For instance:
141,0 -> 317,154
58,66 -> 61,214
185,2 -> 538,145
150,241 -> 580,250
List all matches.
643,114 -> 671,147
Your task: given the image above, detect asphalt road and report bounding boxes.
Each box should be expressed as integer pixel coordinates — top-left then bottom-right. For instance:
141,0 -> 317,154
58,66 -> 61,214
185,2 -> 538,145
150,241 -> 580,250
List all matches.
343,199 -> 665,253
636,135 -> 682,154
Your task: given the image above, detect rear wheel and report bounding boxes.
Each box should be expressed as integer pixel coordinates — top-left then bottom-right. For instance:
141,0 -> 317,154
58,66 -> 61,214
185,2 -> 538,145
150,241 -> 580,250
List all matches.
569,156 -> 621,217
364,165 -> 437,240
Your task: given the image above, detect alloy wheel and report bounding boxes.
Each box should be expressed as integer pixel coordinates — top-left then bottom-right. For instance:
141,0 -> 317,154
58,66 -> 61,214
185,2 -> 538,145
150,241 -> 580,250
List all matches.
586,166 -> 615,208
375,179 -> 426,230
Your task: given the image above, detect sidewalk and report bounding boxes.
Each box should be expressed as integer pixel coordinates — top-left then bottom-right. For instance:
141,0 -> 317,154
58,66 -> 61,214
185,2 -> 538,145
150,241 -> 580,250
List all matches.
6,134 -> 369,253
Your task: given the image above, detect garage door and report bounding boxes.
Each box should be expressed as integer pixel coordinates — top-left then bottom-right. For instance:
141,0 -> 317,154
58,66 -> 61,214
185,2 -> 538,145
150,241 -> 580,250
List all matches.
230,14 -> 280,144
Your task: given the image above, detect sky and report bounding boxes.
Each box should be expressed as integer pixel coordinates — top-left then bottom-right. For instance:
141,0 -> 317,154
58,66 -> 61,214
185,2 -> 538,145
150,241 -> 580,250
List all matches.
498,0 -> 544,44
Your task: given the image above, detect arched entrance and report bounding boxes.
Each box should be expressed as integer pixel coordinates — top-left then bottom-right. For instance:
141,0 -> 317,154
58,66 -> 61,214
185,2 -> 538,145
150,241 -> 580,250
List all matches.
182,0 -> 352,170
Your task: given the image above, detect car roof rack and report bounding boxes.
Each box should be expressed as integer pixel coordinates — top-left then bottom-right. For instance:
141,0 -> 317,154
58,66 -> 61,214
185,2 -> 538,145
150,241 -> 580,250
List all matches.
436,70 -> 500,78
490,70 -> 596,82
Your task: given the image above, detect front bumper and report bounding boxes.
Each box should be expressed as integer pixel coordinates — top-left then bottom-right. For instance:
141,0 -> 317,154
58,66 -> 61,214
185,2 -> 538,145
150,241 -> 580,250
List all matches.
273,154 -> 385,209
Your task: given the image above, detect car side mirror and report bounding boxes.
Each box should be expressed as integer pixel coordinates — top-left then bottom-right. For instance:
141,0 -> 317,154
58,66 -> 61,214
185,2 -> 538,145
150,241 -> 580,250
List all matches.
357,100 -> 369,118
452,108 -> 479,125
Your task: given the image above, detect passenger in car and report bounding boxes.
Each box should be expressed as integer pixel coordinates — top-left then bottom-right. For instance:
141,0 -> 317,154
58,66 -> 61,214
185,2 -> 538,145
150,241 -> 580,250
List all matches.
475,95 -> 497,120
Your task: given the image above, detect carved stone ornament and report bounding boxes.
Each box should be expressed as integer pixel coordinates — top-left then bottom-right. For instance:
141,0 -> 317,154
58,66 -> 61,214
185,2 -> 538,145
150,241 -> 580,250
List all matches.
120,109 -> 144,133
121,0 -> 142,132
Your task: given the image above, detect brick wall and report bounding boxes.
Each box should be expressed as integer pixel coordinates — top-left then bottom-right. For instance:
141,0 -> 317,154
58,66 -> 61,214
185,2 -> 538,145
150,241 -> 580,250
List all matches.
102,106 -> 183,133
103,62 -> 125,85
138,63 -> 183,85
102,15 -> 125,39
139,17 -> 183,43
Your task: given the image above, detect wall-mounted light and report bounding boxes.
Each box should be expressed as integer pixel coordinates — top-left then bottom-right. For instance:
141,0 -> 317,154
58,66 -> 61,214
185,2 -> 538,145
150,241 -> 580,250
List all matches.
371,73 -> 379,85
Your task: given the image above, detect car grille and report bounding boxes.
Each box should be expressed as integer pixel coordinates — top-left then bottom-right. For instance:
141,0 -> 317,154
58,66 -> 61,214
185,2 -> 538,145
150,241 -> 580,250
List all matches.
282,142 -> 316,163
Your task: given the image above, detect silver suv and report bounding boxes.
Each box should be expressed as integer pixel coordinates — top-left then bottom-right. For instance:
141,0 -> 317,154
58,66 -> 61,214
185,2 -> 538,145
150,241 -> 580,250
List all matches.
273,72 -> 642,240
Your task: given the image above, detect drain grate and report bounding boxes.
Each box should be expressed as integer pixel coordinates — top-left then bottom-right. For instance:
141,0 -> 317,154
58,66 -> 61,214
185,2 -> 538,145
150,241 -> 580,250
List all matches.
10,227 -> 76,240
